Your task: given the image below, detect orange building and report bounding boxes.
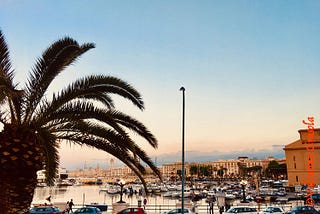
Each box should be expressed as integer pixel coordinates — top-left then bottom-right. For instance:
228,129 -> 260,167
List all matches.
284,128 -> 320,186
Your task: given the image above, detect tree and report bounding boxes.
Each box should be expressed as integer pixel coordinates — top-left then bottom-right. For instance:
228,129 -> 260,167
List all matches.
217,168 -> 224,178
266,161 -> 287,179
199,165 -> 211,177
189,165 -> 198,176
0,30 -> 160,213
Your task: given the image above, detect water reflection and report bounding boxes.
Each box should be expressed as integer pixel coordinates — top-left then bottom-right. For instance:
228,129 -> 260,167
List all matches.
32,186 -> 182,206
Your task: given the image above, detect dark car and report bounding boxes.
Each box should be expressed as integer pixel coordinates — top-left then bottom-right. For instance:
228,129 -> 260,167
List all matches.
29,206 -> 62,214
117,207 -> 146,214
285,206 -> 318,214
72,206 -> 102,214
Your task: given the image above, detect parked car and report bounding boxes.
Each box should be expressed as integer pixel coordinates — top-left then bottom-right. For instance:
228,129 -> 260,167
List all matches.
261,206 -> 285,214
285,206 -> 318,214
224,206 -> 258,214
72,206 -> 102,214
164,208 -> 194,214
29,206 -> 62,214
116,207 -> 146,214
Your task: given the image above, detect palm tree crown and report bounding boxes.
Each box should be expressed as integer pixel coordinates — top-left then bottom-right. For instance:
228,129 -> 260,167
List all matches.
0,30 -> 160,213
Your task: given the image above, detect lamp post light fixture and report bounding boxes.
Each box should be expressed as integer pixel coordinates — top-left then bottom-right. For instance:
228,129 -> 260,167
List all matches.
118,179 -> 126,203
240,180 -> 248,203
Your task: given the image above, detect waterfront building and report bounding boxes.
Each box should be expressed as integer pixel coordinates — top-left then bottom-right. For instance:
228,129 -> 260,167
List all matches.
64,157 -> 285,182
161,161 -> 190,180
284,128 -> 320,186
210,159 -> 240,177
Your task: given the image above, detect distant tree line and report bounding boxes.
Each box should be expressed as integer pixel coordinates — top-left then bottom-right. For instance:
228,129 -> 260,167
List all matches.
186,160 -> 287,179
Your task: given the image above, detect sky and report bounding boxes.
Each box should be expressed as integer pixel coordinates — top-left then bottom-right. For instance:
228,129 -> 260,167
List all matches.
1,0 -> 320,169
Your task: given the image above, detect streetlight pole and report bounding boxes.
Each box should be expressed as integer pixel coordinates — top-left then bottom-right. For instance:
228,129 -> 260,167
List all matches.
118,179 -> 126,203
180,86 -> 185,213
240,180 -> 247,203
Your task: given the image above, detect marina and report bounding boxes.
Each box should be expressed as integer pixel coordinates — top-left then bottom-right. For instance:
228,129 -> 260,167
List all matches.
31,181 -> 319,214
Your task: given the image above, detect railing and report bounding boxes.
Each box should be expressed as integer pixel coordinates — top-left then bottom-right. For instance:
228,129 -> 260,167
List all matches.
70,200 -> 319,214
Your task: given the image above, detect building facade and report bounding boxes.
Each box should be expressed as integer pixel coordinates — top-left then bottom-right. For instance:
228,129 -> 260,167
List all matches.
284,128 -> 320,186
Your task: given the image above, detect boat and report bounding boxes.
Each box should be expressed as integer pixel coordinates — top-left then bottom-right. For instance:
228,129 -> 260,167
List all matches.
163,192 -> 173,197
160,185 -> 169,192
166,184 -> 177,191
107,186 -> 120,194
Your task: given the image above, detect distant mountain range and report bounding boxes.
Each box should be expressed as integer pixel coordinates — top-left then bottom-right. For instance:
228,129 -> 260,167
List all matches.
66,145 -> 285,170
152,147 -> 285,166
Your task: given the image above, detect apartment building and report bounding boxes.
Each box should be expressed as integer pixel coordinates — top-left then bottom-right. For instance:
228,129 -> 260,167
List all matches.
284,128 -> 320,186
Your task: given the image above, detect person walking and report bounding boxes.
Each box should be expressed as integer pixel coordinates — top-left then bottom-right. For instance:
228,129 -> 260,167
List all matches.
64,201 -> 70,214
209,201 -> 214,214
68,199 -> 74,213
143,198 -> 147,210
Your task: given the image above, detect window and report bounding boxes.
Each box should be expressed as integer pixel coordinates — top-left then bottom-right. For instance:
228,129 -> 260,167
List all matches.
274,208 -> 281,212
296,176 -> 299,182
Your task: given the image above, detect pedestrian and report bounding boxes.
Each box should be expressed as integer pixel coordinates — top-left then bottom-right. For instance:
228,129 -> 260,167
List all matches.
219,206 -> 224,214
143,198 -> 147,209
225,201 -> 230,211
64,201 -> 70,214
209,201 -> 214,214
68,199 -> 74,213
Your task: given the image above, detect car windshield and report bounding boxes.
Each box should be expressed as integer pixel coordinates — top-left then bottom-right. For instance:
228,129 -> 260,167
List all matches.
168,208 -> 189,214
76,208 -> 94,213
227,207 -> 257,213
227,208 -> 240,213
31,207 -> 55,212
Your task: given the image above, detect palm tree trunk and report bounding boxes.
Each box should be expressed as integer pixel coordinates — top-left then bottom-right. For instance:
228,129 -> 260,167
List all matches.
0,170 -> 38,214
0,125 -> 43,214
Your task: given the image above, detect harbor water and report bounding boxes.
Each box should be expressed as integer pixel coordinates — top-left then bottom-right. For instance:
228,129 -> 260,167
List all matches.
32,185 -> 309,214
32,185 -> 195,213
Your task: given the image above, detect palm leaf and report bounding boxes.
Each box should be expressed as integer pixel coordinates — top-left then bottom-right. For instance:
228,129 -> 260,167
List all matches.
36,128 -> 59,185
108,110 -> 158,148
23,38 -> 95,123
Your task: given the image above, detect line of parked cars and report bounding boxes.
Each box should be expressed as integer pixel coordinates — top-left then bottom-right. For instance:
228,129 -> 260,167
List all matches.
29,205 -> 320,214
223,206 -> 320,214
29,206 -> 102,214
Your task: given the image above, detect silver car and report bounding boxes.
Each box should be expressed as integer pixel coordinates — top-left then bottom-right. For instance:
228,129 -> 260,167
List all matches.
164,208 -> 194,214
225,207 -> 258,214
261,206 -> 285,214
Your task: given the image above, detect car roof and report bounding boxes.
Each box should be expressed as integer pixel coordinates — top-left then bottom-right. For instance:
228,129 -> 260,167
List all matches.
232,206 -> 255,208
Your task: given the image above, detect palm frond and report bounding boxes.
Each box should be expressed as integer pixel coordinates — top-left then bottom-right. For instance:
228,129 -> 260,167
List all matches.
79,75 -> 144,110
34,101 -> 129,139
108,110 -> 158,148
23,38 -> 95,123
0,30 -> 15,92
36,128 -> 59,186
55,120 -> 136,153
131,145 -> 162,179
62,134 -> 147,175
58,122 -> 161,180
0,30 -> 20,123
35,74 -> 145,124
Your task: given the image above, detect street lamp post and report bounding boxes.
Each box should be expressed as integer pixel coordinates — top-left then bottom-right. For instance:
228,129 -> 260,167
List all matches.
180,86 -> 185,214
240,180 -> 248,203
118,179 -> 126,203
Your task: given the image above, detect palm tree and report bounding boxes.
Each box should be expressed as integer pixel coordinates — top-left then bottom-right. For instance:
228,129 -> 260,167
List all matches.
0,30 -> 161,213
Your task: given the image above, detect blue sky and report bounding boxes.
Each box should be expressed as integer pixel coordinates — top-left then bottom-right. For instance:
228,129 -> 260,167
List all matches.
1,1 -> 320,169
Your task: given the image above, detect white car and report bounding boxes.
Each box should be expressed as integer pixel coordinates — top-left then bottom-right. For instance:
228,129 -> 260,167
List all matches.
261,206 -> 285,214
224,206 -> 258,214
164,208 -> 194,214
